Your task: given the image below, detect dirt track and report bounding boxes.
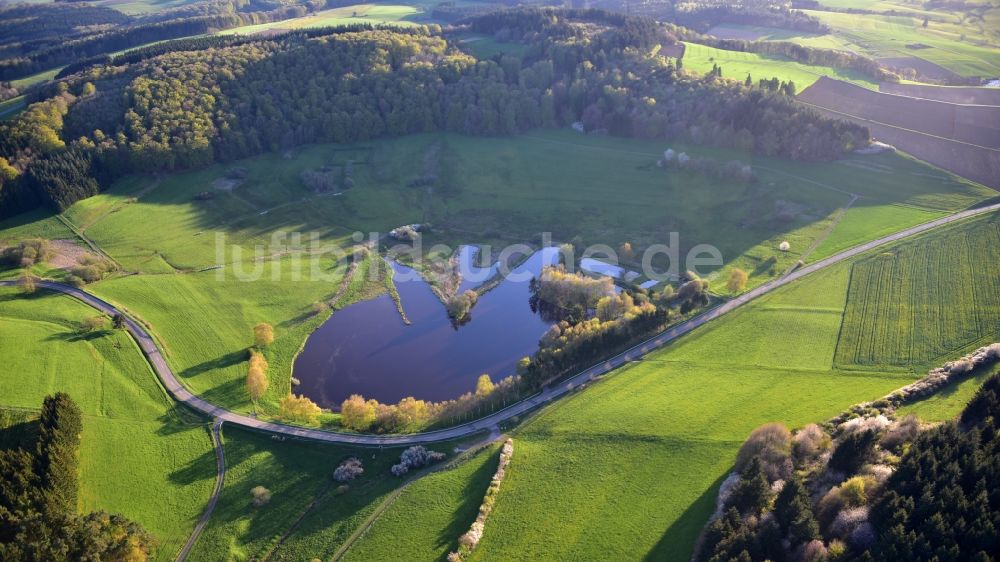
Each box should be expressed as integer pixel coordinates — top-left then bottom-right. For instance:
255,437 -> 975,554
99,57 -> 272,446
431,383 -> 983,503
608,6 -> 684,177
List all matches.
879,82 -> 1000,106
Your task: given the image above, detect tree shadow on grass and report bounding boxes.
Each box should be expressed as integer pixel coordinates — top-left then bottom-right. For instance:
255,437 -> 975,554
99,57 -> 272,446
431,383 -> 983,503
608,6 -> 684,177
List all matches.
0,416 -> 39,451
277,308 -> 321,329
169,444 -> 219,486
194,378 -> 250,414
644,471 -> 729,562
432,447 -> 502,558
180,349 -> 248,379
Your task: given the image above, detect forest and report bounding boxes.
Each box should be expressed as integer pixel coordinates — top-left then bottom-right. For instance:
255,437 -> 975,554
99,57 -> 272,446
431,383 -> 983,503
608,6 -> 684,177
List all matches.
0,0 -> 333,81
698,349 -> 1000,562
579,0 -> 831,33
0,9 -> 869,219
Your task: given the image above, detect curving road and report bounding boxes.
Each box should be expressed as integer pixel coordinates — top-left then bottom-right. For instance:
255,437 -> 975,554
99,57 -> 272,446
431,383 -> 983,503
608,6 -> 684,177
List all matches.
4,201 -> 1000,445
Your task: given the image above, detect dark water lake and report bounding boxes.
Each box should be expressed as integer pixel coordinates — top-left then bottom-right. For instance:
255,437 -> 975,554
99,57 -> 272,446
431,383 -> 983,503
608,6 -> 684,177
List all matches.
293,247 -> 559,407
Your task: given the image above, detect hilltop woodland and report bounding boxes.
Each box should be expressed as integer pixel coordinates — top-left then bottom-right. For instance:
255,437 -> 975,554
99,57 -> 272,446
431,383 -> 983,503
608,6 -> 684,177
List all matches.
698,347 -> 1000,562
0,9 -> 869,219
0,394 -> 155,561
0,0 -> 342,81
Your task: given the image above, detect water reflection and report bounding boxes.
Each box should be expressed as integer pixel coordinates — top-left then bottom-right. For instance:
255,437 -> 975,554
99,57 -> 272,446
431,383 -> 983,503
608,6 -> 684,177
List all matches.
292,247 -> 559,407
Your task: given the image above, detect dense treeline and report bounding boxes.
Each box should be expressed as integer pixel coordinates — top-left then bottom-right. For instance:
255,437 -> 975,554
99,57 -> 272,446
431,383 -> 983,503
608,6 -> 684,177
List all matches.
864,374 -> 1000,561
698,352 -> 1000,562
0,0 -> 345,81
0,393 -> 154,560
0,9 -> 868,218
583,0 -> 830,33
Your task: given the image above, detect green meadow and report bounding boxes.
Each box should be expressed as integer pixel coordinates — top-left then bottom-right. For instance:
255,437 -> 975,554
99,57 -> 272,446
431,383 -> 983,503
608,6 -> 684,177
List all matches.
682,41 -> 880,89
0,287 -> 215,561
341,444 -> 501,562
347,211 -> 1000,561
802,9 -> 1000,77
187,426 -> 483,561
218,4 -> 421,36
0,130 -> 992,418
897,362 -> 1000,422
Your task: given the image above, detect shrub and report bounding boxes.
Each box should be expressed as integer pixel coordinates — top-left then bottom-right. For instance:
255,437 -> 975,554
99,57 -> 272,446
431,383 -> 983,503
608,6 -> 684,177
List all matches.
80,315 -> 107,332
879,415 -> 919,451
18,271 -> 37,294
726,268 -> 748,292
830,506 -> 869,538
68,253 -> 115,284
792,423 -> 830,462
391,445 -> 444,477
253,322 -> 274,348
735,422 -> 792,481
827,539 -> 847,560
447,290 -> 479,321
795,539 -> 828,562
340,394 -> 377,431
279,394 -> 321,424
948,359 -> 973,375
2,238 -> 52,267
251,486 -> 271,507
246,350 -> 269,402
333,458 -> 364,483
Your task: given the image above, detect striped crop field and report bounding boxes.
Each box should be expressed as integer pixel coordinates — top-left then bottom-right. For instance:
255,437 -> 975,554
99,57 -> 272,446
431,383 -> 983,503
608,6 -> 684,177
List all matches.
835,214 -> 1000,370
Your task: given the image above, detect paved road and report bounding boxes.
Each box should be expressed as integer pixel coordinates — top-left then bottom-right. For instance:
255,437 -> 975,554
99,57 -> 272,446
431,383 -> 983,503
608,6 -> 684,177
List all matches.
4,201 -> 999,445
176,419 -> 226,562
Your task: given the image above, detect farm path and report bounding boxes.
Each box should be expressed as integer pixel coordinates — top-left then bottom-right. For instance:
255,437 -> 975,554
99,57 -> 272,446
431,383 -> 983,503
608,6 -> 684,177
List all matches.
784,191 -> 860,275
3,201 -> 1000,446
176,418 -> 226,562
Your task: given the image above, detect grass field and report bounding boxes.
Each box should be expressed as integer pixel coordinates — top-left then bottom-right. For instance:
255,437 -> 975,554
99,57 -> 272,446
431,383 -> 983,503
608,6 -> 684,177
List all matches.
0,286 -> 215,561
218,4 -> 420,36
705,5 -> 1000,79
0,130 -> 992,416
682,42 -> 880,89
897,361 -> 1000,422
341,444 -> 501,562
188,426 -> 479,561
352,211 -> 1000,561
456,33 -> 532,59
835,213 -> 1000,370
803,9 -> 1000,78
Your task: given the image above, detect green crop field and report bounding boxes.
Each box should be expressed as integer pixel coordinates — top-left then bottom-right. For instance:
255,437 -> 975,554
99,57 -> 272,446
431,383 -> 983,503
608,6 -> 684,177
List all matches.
682,42 -> 880,89
0,287 -> 215,561
0,130 -> 992,416
835,214 -> 1000,370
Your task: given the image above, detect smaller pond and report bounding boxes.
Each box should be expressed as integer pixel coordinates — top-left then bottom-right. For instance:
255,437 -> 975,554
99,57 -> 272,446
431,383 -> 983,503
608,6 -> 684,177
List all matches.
292,247 -> 560,407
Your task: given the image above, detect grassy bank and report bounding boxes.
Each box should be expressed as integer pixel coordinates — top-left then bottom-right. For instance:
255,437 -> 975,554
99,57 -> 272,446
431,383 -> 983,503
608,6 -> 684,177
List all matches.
0,287 -> 215,561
